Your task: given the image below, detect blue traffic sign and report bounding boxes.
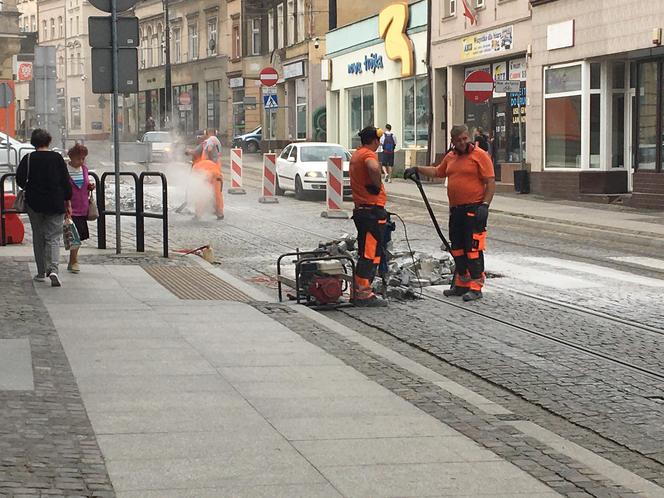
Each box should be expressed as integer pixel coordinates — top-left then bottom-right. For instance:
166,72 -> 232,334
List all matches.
263,94 -> 278,109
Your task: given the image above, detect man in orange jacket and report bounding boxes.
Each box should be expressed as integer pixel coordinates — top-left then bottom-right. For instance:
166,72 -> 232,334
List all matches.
186,128 -> 224,220
349,126 -> 388,307
405,124 -> 495,301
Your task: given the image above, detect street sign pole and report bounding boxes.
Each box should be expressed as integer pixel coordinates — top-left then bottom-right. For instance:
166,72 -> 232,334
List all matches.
111,0 -> 121,254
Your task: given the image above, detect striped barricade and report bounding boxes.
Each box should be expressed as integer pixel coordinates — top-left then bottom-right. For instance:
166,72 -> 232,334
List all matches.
259,153 -> 279,204
321,156 -> 349,219
228,148 -> 246,194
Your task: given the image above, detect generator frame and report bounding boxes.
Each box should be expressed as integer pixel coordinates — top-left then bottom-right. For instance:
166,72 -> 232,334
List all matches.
276,249 -> 356,308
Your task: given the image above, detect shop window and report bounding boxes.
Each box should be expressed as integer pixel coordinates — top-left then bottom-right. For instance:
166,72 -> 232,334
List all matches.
348,85 -> 374,149
507,84 -> 526,163
70,97 -> 81,129
296,79 -> 307,140
590,94 -> 601,168
612,92 -> 625,168
590,63 -> 601,90
637,62 -> 658,170
232,88 -> 245,137
402,76 -> 429,147
206,80 -> 221,130
545,64 -> 583,168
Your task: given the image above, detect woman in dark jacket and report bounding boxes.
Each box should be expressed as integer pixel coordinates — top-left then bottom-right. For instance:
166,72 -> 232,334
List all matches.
16,129 -> 72,287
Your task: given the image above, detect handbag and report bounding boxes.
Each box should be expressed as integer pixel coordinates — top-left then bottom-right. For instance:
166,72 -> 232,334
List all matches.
63,218 -> 81,251
13,153 -> 30,213
87,192 -> 99,221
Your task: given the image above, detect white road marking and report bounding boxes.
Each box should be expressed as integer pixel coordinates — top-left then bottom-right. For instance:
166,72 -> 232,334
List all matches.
526,257 -> 664,288
610,256 -> 664,271
486,257 -> 601,289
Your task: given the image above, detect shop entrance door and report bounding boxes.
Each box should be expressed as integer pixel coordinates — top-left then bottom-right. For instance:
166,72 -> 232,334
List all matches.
492,102 -> 507,164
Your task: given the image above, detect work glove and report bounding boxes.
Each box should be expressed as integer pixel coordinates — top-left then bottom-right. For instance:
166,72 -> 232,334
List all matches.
365,184 -> 381,195
475,203 -> 489,228
403,167 -> 420,181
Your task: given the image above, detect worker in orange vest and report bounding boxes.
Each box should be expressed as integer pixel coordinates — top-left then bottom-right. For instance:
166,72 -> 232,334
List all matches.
186,128 -> 224,220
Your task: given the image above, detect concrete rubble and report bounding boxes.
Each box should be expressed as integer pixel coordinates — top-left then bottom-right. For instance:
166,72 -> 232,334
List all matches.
317,234 -> 455,300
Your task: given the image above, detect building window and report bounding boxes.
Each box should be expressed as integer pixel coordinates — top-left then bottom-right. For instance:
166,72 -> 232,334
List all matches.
58,56 -> 64,79
232,88 -> 245,136
297,0 -> 304,43
402,76 -> 429,147
173,27 -> 181,63
188,22 -> 198,60
296,78 -> 307,139
42,20 -> 47,40
287,0 -> 294,46
277,3 -> 284,49
637,61 -> 658,171
146,27 -> 153,67
157,24 -> 164,65
70,97 -> 81,129
348,84 -> 374,148
232,24 -> 240,59
50,18 -> 55,39
207,17 -> 217,55
75,16 -> 79,35
250,18 -> 261,55
31,15 -> 35,31
69,18 -> 73,36
544,64 -> 582,168
58,16 -> 63,38
206,80 -> 221,130
268,10 -> 274,52
445,0 -> 456,17
476,0 -> 485,8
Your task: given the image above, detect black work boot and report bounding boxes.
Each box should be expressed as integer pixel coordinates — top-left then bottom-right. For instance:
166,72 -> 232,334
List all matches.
462,290 -> 483,302
443,286 -> 469,297
355,296 -> 388,307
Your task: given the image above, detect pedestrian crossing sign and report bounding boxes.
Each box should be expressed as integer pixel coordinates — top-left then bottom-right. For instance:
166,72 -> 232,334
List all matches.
263,94 -> 278,109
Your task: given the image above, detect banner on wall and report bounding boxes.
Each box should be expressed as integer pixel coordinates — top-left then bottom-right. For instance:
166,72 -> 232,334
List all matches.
492,62 -> 507,98
462,25 -> 514,60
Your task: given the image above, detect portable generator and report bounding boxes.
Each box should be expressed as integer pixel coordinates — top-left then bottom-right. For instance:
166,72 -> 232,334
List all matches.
276,247 -> 356,308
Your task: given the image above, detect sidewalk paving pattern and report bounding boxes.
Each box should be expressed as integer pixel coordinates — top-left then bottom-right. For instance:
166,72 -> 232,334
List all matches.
1,253 -> 564,497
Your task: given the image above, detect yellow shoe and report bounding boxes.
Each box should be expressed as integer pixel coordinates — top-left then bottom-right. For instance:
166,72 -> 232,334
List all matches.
68,263 -> 80,273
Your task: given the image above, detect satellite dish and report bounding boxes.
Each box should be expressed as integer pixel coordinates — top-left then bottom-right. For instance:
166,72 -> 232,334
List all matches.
208,38 -> 216,52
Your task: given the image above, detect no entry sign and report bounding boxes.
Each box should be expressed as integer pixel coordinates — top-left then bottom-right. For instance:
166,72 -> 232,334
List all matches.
259,67 -> 279,87
464,70 -> 494,103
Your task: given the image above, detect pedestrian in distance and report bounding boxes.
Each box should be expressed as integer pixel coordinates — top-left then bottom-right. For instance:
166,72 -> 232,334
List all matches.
145,115 -> 156,132
16,129 -> 73,287
474,127 -> 490,153
404,124 -> 495,301
65,144 -> 95,274
349,125 -> 389,307
380,124 -> 397,182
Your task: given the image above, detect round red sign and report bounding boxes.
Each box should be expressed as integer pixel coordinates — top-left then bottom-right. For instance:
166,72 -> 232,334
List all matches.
179,92 -> 191,105
464,71 -> 494,103
259,67 -> 279,87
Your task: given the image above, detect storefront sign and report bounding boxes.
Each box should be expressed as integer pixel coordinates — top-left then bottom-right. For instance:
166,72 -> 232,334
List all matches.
91,121 -> 103,130
492,61 -> 507,97
17,62 -> 33,82
229,77 -> 244,88
378,3 -> 414,77
347,53 -> 384,75
283,61 -> 305,79
509,58 -> 527,81
462,25 -> 514,60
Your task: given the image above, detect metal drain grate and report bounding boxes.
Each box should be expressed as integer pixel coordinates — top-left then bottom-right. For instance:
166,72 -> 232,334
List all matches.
144,266 -> 251,301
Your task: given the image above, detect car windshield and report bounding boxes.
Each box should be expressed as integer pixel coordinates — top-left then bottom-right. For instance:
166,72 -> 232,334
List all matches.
299,146 -> 350,162
144,132 -> 171,143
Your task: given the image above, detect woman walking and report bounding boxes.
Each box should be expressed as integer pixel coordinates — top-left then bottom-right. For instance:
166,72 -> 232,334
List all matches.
66,144 -> 95,273
16,129 -> 72,287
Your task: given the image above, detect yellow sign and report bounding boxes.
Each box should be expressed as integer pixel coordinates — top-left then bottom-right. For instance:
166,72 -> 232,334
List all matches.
379,3 -> 415,78
462,25 -> 514,60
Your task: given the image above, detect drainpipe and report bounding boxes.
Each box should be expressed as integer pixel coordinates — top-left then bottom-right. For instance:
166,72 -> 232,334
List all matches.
425,0 -> 434,164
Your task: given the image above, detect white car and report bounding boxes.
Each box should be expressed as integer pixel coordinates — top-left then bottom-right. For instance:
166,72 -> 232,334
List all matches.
139,131 -> 176,162
275,142 -> 351,200
0,132 -> 34,170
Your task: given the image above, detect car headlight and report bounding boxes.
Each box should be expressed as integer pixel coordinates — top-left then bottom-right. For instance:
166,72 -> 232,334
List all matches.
304,171 -> 323,178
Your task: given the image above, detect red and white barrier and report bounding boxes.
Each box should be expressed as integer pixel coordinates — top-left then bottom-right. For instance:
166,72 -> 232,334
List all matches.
259,153 -> 279,204
228,148 -> 246,194
321,156 -> 349,219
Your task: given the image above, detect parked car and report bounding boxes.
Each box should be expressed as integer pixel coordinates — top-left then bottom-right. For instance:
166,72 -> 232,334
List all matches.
0,132 -> 34,169
275,142 -> 351,200
232,126 -> 262,153
138,131 -> 177,162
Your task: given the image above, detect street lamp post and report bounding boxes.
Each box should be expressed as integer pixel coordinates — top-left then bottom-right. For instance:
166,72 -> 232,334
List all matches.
163,0 -> 172,130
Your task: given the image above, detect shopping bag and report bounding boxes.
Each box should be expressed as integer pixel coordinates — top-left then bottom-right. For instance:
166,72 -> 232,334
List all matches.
87,193 -> 99,221
63,218 -> 81,251
13,190 -> 26,212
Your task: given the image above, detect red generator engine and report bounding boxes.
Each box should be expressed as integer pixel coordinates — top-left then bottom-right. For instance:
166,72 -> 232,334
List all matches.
2,193 -> 25,244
